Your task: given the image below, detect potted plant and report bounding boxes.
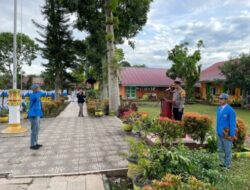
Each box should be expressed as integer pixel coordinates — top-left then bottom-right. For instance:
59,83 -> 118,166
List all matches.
0,107 -> 9,123
125,138 -> 148,180
121,110 -> 135,133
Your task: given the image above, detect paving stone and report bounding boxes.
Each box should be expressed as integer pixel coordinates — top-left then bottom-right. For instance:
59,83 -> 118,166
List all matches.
0,102 -> 128,177
27,178 -> 50,190
47,177 -> 68,190
0,184 -> 29,190
0,178 -> 32,185
66,176 -> 86,190
85,175 -> 105,190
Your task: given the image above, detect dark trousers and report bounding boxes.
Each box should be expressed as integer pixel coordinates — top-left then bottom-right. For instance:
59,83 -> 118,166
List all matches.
173,108 -> 184,121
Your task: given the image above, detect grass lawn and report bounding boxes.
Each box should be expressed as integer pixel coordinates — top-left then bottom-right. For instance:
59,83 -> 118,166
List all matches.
138,102 -> 250,189
139,103 -> 250,134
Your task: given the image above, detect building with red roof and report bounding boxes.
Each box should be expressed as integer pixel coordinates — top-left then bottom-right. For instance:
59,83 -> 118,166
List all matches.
199,61 -> 242,103
119,67 -> 174,99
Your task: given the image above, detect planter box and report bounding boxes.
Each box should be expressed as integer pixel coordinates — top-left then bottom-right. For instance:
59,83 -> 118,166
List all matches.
0,116 -> 8,123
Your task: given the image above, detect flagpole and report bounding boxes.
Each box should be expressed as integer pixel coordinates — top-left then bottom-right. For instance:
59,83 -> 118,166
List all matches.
1,0 -> 27,134
13,0 -> 17,89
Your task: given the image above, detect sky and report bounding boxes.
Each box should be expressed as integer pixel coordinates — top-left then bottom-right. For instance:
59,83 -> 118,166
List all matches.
1,0 -> 250,75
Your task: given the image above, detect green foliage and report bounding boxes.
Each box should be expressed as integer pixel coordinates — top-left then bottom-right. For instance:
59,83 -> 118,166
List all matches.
120,61 -> 131,67
125,138 -> 148,163
183,112 -> 213,144
167,40 -> 204,100
62,0 -> 153,82
234,118 -> 248,151
33,0 -> 76,96
206,135 -> 218,153
106,33 -> 114,42
220,54 -> 250,105
138,146 -> 191,181
150,117 -> 184,146
0,32 -> 38,86
0,107 -> 8,116
133,64 -> 146,68
86,89 -> 99,100
107,0 -> 119,12
143,174 -> 214,190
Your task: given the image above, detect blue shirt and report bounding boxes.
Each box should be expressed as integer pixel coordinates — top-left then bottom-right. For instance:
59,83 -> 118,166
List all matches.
216,104 -> 236,137
28,91 -> 46,118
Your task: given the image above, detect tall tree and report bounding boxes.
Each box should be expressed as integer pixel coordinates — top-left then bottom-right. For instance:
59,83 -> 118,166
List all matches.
33,0 -> 75,98
220,54 -> 250,106
63,0 -> 153,112
120,61 -> 131,67
167,40 -> 204,101
0,32 -> 38,87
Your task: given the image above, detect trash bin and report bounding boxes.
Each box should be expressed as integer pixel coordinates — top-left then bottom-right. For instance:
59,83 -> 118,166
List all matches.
160,98 -> 173,118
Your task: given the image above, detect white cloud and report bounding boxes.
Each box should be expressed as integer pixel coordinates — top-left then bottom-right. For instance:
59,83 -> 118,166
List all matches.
1,0 -> 250,74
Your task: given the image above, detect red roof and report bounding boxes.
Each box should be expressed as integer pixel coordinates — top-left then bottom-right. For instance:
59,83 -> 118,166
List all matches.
120,67 -> 174,87
200,61 -> 225,82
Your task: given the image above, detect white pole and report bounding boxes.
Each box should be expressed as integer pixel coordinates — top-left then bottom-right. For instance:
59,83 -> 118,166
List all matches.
13,0 -> 17,89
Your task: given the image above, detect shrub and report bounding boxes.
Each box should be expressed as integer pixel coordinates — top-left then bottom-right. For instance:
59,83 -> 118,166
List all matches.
118,101 -> 138,117
183,112 -> 213,144
86,89 -> 99,100
206,135 -> 218,153
234,118 -> 248,150
150,117 -> 184,146
143,174 -> 214,190
0,107 -> 8,116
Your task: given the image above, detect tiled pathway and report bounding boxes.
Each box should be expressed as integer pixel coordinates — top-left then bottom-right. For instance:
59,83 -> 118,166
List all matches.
0,174 -> 105,190
0,102 -> 128,177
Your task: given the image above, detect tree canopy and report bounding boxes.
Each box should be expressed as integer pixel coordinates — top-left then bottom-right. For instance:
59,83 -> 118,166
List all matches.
33,0 -> 76,96
220,54 -> 250,105
0,32 -> 38,80
167,40 -> 204,100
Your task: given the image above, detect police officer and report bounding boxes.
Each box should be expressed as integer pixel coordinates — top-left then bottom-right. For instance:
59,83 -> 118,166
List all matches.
172,78 -> 186,121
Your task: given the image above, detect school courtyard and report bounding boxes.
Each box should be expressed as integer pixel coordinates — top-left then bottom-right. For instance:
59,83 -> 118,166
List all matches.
0,102 -> 128,189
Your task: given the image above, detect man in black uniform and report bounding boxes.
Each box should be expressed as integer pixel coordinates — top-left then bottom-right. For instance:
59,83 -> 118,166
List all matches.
77,89 -> 86,117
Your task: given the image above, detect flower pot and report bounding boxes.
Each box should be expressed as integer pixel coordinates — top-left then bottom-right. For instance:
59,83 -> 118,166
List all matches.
122,124 -> 133,132
22,113 -> 28,119
127,162 -> 143,180
0,115 -> 8,123
133,174 -> 148,190
95,111 -> 104,117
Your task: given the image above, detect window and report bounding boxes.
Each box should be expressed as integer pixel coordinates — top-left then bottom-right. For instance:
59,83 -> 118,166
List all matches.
210,87 -> 216,95
126,87 -> 136,99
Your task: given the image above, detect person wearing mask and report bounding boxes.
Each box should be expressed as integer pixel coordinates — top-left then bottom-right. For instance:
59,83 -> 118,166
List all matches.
28,84 -> 46,150
77,89 -> 86,117
172,78 -> 186,121
217,93 -> 236,169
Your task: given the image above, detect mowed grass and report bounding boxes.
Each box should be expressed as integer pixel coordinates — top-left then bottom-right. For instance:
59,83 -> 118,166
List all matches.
139,103 -> 250,134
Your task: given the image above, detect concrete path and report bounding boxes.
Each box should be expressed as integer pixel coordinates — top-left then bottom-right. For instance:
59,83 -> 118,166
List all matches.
0,102 -> 128,189
57,102 -> 88,118
0,174 -> 105,190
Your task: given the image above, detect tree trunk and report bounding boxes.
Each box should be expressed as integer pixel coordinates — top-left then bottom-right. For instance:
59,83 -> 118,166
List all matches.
102,58 -> 108,99
55,73 -> 60,99
105,0 -> 120,113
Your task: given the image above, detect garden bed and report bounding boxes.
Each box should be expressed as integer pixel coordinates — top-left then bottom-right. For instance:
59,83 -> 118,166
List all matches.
44,102 -> 69,118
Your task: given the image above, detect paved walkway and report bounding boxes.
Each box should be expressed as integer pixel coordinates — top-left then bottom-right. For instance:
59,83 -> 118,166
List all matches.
0,174 -> 105,190
0,102 -> 128,178
58,102 -> 88,118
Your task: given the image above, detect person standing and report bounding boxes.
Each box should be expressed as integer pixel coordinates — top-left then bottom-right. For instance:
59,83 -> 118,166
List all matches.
77,89 -> 86,117
217,93 -> 236,169
28,84 -> 46,150
172,78 -> 186,121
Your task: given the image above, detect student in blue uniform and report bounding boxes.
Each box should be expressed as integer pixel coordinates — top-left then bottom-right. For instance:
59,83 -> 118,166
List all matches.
28,84 -> 46,150
217,93 -> 236,169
